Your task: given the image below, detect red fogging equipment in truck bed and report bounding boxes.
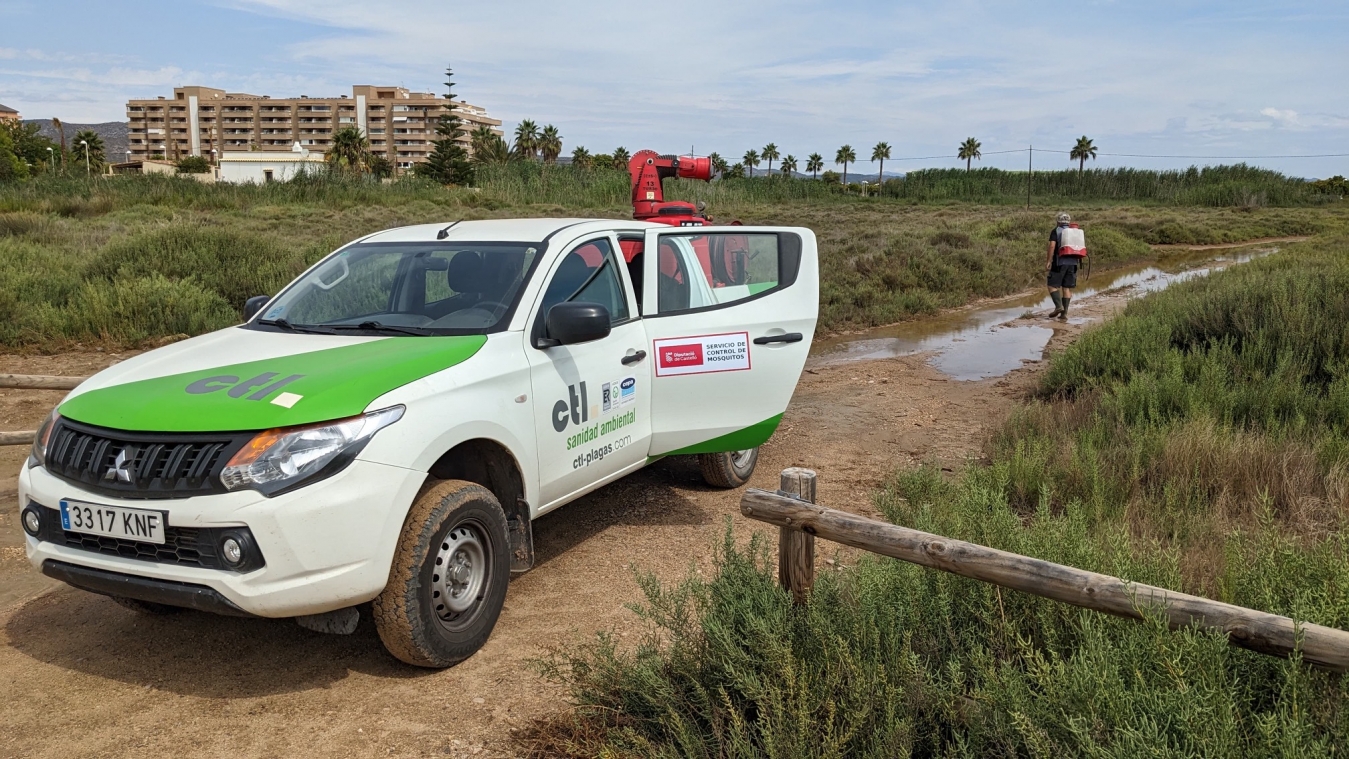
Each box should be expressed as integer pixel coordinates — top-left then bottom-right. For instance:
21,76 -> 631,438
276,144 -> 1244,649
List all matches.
628,150 -> 714,226
624,149 -> 749,287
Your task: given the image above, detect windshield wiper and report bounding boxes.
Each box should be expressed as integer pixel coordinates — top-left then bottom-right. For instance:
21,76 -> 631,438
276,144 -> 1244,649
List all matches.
256,318 -> 336,335
321,321 -> 435,337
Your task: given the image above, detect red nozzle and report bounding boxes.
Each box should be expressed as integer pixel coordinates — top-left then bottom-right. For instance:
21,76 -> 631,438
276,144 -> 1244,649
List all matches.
677,156 -> 713,181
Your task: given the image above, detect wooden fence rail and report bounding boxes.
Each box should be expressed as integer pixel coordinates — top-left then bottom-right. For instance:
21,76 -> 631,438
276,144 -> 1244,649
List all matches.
0,374 -> 88,446
741,473 -> 1349,673
0,374 -> 86,390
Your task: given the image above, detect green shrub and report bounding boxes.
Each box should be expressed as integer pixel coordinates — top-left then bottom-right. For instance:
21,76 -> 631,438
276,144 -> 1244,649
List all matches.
85,224 -> 319,308
61,275 -> 236,344
175,156 -> 211,174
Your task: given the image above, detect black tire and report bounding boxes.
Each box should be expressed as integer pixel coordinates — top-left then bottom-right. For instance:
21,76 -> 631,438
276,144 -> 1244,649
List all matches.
110,596 -> 182,614
374,479 -> 510,668
698,448 -> 759,488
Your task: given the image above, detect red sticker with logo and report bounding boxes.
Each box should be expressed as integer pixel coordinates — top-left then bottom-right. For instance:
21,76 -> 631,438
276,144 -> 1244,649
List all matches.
653,332 -> 751,377
659,343 -> 705,368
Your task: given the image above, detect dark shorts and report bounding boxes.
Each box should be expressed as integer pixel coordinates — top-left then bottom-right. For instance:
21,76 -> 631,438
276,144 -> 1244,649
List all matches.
1048,264 -> 1078,288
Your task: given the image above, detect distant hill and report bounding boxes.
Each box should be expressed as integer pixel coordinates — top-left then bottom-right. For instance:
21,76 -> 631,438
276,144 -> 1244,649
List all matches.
21,120 -> 129,162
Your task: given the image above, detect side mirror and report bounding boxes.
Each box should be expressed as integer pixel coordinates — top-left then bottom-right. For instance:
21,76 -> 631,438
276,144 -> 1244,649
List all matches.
544,302 -> 611,346
243,295 -> 271,321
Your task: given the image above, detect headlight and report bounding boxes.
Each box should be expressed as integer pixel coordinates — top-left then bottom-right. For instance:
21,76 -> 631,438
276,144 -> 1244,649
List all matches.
30,409 -> 60,469
222,406 -> 404,496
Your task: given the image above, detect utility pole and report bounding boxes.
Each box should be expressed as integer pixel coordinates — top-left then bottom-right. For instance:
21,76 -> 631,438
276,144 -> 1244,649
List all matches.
1026,145 -> 1033,209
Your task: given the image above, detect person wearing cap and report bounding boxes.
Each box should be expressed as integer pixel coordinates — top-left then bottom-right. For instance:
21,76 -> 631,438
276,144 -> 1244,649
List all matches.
1046,212 -> 1078,320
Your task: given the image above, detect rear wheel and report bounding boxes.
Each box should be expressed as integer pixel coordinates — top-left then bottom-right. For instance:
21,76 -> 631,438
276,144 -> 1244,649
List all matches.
699,448 -> 759,488
374,479 -> 510,668
110,596 -> 182,614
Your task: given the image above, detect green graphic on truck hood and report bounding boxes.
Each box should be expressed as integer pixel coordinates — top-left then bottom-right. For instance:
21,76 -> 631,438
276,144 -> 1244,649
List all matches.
59,335 -> 486,432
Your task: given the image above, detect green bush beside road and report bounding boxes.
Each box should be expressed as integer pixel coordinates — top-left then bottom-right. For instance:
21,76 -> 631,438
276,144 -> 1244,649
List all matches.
534,239 -> 1349,757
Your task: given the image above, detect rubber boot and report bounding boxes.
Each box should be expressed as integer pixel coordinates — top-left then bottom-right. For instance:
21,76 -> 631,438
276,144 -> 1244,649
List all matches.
1047,290 -> 1063,318
1059,296 -> 1071,321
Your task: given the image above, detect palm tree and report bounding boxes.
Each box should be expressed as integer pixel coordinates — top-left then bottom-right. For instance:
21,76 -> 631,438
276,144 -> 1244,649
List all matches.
708,152 -> 728,176
368,154 -> 393,179
571,146 -> 591,169
835,144 -> 856,185
327,125 -> 370,173
1069,136 -> 1097,174
611,147 -> 630,169
725,163 -> 745,179
539,125 -> 562,163
957,137 -> 982,171
871,141 -> 891,183
512,119 -> 540,160
743,149 -> 760,177
806,153 -> 823,179
761,143 -> 779,175
780,154 -> 797,177
73,130 -> 105,172
471,129 -> 512,165
51,117 -> 66,165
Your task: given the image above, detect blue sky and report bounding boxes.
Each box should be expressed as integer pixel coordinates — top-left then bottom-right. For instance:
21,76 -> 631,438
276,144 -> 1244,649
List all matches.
1,0 -> 1345,176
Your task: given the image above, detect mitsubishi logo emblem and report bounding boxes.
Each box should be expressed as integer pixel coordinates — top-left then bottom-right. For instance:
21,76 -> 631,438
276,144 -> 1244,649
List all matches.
104,448 -> 135,483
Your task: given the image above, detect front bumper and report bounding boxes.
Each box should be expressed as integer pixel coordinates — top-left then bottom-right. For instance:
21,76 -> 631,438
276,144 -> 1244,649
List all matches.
20,458 -> 426,617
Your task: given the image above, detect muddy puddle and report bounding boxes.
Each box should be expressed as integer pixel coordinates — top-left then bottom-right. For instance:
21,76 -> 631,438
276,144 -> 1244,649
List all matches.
810,247 -> 1275,380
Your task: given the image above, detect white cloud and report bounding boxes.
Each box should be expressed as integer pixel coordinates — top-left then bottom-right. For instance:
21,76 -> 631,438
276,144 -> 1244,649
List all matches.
1260,107 -> 1300,125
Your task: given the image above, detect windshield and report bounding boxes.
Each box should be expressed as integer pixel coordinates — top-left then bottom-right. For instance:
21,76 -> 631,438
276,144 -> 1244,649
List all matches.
254,242 -> 542,335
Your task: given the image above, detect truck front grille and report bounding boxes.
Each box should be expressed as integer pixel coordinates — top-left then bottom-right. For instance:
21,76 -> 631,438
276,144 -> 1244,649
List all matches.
44,419 -> 253,500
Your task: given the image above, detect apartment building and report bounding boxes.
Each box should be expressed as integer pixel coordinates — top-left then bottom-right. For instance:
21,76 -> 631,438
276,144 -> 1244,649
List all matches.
0,103 -> 19,123
126,85 -> 502,171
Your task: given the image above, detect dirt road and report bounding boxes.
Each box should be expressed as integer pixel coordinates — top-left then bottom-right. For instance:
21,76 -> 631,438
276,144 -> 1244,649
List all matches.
0,290 -> 1128,758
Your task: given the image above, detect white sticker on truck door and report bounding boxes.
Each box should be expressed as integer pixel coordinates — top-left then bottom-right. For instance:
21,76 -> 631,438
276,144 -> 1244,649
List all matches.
653,332 -> 751,377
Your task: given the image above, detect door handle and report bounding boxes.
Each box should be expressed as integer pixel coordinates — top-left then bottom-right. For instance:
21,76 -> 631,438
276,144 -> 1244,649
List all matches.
621,350 -> 647,365
753,333 -> 803,345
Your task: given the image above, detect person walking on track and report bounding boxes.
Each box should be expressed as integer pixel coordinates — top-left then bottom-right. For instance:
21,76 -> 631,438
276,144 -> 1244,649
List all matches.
1046,212 -> 1088,320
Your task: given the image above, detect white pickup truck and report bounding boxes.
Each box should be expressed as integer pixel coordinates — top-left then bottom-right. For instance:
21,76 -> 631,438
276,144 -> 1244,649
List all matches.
19,218 -> 818,667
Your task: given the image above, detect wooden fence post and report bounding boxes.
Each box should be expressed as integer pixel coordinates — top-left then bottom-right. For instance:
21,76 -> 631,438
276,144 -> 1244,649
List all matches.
777,467 -> 816,605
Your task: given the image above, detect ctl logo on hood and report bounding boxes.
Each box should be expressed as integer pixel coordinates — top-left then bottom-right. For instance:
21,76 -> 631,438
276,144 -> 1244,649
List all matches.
185,372 -> 305,402
552,381 -> 597,433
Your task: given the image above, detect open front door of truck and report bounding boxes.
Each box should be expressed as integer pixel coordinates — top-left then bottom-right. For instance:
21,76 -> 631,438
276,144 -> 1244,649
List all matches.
640,226 -> 818,456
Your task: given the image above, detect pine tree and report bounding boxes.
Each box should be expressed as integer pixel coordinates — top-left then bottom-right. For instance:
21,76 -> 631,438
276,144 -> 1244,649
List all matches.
417,66 -> 474,185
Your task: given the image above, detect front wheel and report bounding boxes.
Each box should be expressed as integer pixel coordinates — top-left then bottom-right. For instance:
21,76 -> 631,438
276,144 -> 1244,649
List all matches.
374,480 -> 510,668
698,448 -> 759,488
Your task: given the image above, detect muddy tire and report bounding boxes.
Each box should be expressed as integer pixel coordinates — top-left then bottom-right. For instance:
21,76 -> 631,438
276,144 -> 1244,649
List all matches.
110,596 -> 182,614
698,448 -> 759,488
374,479 -> 510,668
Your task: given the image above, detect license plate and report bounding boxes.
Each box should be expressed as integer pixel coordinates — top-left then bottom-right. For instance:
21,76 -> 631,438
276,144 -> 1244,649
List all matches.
59,499 -> 167,545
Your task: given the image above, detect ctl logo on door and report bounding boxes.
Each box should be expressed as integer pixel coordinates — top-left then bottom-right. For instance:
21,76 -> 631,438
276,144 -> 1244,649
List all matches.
659,344 -> 704,369
552,381 -> 597,433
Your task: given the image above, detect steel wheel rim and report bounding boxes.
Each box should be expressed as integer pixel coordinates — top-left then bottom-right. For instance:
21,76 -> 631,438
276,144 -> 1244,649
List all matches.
732,449 -> 755,470
431,520 -> 489,630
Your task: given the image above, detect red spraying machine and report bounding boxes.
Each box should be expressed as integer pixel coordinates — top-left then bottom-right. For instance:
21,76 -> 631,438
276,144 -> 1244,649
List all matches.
624,150 -> 750,289
627,150 -> 715,226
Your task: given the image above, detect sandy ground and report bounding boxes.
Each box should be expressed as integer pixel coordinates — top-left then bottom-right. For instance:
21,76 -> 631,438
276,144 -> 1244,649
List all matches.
0,291 -> 1129,758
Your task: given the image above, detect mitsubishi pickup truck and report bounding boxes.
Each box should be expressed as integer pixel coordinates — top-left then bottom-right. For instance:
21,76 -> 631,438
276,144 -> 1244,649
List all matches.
18,218 -> 818,667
